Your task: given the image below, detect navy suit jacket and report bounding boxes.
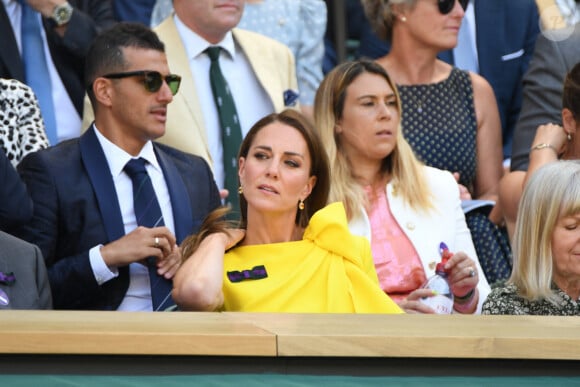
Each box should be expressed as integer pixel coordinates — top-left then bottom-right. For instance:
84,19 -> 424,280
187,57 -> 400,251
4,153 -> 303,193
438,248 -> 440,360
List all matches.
349,0 -> 539,157
0,1 -> 115,115
16,127 -> 221,310
113,0 -> 155,25
0,149 -> 32,232
440,0 -> 540,157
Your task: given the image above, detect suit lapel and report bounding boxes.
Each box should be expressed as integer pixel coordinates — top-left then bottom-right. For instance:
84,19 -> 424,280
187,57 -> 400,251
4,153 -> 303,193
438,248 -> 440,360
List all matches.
155,17 -> 206,141
233,29 -> 285,112
154,145 -> 193,244
79,127 -> 125,242
0,4 -> 24,80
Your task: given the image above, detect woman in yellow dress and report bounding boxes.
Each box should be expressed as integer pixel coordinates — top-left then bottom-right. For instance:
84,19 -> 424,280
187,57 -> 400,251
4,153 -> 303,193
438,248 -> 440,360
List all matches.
172,109 -> 402,313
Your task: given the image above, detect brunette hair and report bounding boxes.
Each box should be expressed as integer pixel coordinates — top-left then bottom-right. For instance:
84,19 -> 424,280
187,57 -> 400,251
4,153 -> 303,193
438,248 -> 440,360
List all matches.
181,109 -> 330,259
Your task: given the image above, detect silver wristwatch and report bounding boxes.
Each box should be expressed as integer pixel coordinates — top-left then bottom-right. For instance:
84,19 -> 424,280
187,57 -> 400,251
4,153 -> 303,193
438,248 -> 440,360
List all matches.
52,2 -> 73,26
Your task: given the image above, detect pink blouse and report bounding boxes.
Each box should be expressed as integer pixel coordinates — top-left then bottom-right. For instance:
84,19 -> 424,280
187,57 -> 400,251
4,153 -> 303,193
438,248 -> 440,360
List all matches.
365,185 -> 427,303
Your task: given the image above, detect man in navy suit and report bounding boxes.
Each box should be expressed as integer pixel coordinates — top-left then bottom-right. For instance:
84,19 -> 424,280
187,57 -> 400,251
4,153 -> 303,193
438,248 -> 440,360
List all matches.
0,0 -> 116,143
16,22 -> 221,311
334,0 -> 539,158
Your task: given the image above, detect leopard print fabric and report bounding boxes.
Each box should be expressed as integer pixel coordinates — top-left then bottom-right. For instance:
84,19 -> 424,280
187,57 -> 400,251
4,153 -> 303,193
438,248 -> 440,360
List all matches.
0,79 -> 49,167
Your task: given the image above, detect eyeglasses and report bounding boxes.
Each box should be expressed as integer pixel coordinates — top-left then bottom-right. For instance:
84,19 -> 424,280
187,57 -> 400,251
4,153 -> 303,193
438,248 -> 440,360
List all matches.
102,70 -> 182,95
438,0 -> 469,15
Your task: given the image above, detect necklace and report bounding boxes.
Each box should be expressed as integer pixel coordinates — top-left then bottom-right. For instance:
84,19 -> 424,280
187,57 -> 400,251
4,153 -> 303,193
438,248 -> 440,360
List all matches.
410,86 -> 428,113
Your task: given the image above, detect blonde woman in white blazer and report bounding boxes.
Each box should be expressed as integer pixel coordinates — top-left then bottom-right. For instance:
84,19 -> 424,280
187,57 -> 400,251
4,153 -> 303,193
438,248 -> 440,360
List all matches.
314,60 -> 490,314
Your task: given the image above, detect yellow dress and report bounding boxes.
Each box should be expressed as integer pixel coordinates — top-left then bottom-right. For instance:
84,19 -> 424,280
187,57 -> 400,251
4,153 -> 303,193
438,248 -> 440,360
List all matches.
222,202 -> 403,313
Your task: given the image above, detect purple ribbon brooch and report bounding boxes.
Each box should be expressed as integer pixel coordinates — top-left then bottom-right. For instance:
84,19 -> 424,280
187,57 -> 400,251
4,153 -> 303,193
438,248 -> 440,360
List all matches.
227,265 -> 268,283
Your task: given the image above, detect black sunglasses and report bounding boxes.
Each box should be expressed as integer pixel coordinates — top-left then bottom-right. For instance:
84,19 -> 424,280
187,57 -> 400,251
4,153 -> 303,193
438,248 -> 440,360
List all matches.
102,70 -> 182,95
438,0 -> 469,15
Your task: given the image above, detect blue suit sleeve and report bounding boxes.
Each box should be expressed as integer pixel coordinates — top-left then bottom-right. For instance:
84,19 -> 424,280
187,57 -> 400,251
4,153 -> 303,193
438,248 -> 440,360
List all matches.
0,150 -> 32,231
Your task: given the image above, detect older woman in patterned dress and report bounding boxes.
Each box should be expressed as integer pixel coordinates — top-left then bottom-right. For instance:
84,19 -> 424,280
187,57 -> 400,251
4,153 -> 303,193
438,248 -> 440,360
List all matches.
483,160 -> 580,315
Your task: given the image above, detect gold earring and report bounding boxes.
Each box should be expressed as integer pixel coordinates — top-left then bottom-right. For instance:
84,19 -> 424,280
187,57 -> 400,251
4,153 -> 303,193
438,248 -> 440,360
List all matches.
238,186 -> 243,194
298,199 -> 305,211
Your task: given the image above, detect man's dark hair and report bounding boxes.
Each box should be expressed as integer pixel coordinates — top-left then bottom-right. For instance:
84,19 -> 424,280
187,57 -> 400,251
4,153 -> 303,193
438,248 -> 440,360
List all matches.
85,22 -> 165,104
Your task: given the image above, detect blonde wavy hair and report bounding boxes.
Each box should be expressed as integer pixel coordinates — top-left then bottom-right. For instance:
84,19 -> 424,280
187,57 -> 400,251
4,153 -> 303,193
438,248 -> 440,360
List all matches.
510,160 -> 580,303
314,59 -> 433,220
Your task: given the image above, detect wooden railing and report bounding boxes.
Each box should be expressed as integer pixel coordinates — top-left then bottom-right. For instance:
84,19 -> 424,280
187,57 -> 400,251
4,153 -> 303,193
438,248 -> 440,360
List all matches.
1,311 -> 580,376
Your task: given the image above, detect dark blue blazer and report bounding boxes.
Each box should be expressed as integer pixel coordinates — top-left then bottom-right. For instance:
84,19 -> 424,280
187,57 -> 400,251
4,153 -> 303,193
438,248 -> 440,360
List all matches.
0,1 -> 115,115
113,0 -> 156,25
440,0 -> 540,157
350,0 -> 539,157
16,127 -> 221,310
0,149 -> 32,232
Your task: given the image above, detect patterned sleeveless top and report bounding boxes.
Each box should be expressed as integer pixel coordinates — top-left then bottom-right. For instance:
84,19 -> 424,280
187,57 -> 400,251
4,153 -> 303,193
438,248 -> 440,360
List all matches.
397,68 -> 477,189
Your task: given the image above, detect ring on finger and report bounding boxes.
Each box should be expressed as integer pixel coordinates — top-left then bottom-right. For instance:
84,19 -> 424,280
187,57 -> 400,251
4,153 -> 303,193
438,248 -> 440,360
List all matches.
154,237 -> 160,248
468,267 -> 476,277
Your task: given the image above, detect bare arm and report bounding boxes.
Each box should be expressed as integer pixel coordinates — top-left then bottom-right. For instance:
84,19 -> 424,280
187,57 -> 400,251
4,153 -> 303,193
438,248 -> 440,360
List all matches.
471,72 -> 504,224
500,123 -> 565,240
523,123 -> 566,186
172,233 -> 231,311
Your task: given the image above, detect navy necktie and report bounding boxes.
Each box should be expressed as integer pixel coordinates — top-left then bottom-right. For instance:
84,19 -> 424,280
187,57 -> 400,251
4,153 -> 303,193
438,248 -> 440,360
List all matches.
206,46 -> 242,219
19,0 -> 58,145
124,158 -> 175,311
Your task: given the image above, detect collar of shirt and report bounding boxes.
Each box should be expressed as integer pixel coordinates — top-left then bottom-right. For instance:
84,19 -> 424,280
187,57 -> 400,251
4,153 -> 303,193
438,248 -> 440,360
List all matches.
173,12 -> 236,60
92,124 -> 162,179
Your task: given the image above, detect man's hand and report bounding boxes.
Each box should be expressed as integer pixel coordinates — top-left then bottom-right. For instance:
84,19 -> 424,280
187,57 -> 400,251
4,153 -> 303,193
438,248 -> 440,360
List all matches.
100,226 -> 176,268
23,0 -> 66,18
155,243 -> 182,279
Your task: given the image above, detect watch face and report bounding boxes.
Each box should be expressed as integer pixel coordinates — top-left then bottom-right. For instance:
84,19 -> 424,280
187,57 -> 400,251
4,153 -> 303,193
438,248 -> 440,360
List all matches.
53,3 -> 72,25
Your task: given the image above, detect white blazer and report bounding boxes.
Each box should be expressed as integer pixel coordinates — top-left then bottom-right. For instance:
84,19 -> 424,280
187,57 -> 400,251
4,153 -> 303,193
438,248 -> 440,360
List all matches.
348,166 -> 491,313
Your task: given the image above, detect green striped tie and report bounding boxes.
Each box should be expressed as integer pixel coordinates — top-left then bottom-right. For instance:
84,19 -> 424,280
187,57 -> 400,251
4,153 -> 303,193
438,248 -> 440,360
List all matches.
206,46 -> 242,219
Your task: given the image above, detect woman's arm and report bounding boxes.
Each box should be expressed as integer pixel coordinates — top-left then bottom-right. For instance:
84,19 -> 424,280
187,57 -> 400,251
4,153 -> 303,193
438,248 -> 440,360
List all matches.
471,73 -> 504,224
172,233 -> 230,311
524,123 -> 566,186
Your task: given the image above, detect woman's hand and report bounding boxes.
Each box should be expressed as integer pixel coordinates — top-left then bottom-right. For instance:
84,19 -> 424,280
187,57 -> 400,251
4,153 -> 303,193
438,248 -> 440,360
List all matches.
224,229 -> 245,250
397,288 -> 438,314
444,251 -> 479,314
532,123 -> 568,155
453,172 -> 472,200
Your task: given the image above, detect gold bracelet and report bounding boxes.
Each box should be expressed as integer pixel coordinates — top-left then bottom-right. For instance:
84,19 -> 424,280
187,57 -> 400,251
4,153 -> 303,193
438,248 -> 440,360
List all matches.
530,143 -> 557,154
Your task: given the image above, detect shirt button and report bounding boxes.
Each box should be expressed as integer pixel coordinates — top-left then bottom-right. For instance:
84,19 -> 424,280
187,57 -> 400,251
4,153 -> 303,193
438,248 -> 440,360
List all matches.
406,222 -> 415,230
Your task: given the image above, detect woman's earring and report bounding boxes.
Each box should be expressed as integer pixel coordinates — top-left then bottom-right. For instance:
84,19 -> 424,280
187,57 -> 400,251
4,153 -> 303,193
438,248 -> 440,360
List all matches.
400,16 -> 407,22
238,186 -> 243,194
298,199 -> 305,211
568,132 -> 573,141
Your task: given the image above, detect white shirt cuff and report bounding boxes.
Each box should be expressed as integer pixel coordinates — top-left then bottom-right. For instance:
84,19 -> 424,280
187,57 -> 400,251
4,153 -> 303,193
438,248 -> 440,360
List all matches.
89,245 -> 119,285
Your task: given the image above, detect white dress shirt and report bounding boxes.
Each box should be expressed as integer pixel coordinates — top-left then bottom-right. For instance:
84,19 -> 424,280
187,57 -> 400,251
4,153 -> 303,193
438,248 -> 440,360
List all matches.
3,0 -> 82,144
453,0 -> 479,73
88,126 -> 175,311
174,13 -> 274,190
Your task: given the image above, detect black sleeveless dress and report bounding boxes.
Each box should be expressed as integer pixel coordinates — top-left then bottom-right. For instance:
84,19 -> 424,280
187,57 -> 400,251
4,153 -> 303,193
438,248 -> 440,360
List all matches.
397,68 -> 512,285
